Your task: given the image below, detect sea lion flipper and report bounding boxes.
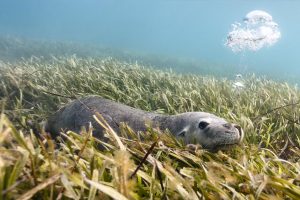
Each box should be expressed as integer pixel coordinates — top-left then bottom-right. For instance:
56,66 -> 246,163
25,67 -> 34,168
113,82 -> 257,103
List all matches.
75,111 -> 120,139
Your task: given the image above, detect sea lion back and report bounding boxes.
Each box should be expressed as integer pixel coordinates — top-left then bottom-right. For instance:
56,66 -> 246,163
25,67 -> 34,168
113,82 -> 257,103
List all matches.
46,96 -> 154,138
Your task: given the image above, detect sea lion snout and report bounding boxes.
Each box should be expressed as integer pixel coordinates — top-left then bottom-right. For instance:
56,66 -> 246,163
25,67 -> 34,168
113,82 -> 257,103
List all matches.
221,122 -> 244,141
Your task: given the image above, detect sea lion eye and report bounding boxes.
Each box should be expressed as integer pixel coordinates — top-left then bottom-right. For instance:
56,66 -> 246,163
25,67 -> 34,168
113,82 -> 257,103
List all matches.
198,121 -> 209,129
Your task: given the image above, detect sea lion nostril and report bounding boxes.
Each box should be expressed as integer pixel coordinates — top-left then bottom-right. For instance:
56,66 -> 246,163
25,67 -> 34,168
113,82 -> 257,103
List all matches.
223,123 -> 232,129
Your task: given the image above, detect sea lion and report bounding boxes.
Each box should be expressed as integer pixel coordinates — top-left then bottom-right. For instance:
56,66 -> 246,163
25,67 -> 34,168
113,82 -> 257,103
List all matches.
46,96 -> 244,150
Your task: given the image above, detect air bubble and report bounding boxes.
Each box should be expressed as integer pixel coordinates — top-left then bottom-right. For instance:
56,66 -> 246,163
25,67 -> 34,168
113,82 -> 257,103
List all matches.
225,10 -> 281,52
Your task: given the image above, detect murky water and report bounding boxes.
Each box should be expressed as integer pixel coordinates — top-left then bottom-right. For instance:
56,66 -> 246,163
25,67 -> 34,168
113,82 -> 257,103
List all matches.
0,0 -> 299,82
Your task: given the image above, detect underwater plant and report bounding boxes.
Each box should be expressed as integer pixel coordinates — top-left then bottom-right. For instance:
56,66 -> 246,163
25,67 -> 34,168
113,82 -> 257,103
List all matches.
0,56 -> 299,199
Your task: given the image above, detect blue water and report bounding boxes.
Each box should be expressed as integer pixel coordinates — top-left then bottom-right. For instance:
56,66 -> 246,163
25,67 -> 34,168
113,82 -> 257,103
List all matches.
0,0 -> 300,78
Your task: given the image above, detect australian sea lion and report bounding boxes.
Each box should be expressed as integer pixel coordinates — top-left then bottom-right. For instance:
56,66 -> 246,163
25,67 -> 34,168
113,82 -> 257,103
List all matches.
46,96 -> 244,150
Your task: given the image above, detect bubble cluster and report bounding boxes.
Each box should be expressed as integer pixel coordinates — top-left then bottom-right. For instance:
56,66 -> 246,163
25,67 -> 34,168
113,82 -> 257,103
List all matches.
225,10 -> 281,52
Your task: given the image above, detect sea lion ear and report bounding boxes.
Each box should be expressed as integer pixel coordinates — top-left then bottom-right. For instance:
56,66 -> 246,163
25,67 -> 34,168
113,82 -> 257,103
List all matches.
177,131 -> 186,137
177,126 -> 189,137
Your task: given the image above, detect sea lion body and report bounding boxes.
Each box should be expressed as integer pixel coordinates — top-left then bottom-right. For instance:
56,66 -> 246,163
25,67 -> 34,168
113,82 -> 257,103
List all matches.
46,96 -> 243,150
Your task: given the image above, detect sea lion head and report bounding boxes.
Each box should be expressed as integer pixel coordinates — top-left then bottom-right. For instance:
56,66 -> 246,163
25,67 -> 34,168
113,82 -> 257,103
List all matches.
174,112 -> 244,151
